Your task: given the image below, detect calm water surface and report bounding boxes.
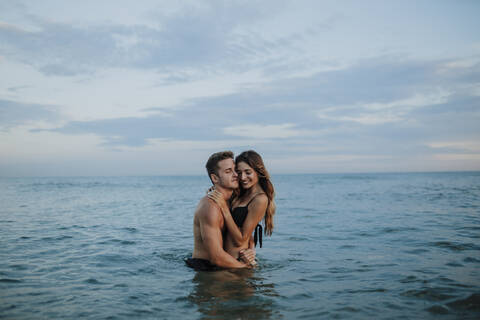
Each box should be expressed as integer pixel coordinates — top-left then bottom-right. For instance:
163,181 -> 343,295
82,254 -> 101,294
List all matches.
1,173 -> 479,319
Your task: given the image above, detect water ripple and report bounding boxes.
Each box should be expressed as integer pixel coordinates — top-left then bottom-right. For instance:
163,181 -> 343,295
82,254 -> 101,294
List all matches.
431,241 -> 479,251
1,173 -> 479,319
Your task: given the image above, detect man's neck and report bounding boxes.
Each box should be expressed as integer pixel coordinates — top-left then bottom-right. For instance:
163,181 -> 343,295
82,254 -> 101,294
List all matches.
214,185 -> 233,201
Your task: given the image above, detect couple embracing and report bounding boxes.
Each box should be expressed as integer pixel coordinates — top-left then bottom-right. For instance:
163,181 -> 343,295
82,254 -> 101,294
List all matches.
186,150 -> 276,271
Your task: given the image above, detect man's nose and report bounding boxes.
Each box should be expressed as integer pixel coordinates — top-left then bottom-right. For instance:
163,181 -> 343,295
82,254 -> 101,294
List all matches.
233,171 -> 238,178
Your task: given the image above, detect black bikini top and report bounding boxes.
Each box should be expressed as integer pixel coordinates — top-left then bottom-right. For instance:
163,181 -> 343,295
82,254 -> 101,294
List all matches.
231,193 -> 265,248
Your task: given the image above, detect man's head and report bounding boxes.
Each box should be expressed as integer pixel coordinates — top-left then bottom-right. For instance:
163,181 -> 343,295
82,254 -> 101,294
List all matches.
205,151 -> 238,189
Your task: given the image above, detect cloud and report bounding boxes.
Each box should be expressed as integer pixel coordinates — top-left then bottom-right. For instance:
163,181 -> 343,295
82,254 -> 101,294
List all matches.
0,2 -> 300,77
0,21 -> 31,33
223,123 -> 307,139
427,141 -> 480,153
7,85 -> 31,92
26,55 -> 480,164
362,92 -> 451,111
432,153 -> 480,161
0,99 -> 59,130
0,1 -> 340,79
440,57 -> 480,70
0,20 -> 141,75
317,91 -> 452,125
317,112 -> 403,125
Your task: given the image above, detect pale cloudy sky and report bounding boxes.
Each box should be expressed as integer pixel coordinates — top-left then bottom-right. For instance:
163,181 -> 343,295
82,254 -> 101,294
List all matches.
1,0 -> 479,176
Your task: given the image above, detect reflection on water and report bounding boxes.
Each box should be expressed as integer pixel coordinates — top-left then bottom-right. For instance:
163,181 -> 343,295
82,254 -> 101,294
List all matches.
188,268 -> 280,319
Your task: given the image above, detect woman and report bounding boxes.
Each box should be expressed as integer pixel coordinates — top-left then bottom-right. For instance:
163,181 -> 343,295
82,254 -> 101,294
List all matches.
208,150 -> 276,265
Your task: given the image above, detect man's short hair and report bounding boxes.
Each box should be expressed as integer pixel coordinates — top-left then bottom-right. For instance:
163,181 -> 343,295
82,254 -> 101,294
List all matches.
206,151 -> 234,183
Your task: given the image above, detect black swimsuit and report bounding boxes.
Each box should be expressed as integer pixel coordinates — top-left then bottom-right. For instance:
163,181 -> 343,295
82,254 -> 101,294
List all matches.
231,194 -> 264,248
185,258 -> 219,272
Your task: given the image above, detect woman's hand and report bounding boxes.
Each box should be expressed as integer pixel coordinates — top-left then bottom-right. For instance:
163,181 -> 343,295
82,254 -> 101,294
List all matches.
239,249 -> 257,268
207,189 -> 229,213
205,185 -> 215,194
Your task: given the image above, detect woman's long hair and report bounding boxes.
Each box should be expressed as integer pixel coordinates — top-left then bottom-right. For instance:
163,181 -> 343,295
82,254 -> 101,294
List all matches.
235,150 -> 276,236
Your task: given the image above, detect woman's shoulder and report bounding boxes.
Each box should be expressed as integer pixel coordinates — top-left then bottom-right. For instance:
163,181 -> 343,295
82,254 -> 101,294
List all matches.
249,193 -> 268,206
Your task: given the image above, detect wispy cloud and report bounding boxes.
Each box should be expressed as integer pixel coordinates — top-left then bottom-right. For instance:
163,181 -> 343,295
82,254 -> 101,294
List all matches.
30,56 -> 480,154
224,123 -> 308,139
317,91 -> 452,125
0,99 -> 59,130
428,141 -> 480,153
0,1 -> 342,81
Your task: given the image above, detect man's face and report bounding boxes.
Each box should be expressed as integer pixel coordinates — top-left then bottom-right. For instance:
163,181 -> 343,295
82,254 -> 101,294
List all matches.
214,158 -> 239,189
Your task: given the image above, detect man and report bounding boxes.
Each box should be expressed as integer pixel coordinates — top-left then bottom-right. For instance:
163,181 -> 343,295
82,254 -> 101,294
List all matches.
186,151 -> 255,271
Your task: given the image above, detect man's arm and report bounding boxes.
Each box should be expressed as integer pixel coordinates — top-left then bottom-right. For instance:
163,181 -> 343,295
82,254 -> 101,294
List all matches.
200,204 -> 248,269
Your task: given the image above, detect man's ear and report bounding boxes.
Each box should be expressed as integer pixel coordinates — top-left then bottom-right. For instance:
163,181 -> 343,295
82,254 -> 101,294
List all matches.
210,173 -> 219,184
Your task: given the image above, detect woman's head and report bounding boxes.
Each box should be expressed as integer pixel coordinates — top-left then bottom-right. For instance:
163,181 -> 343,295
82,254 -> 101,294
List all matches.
235,150 -> 276,236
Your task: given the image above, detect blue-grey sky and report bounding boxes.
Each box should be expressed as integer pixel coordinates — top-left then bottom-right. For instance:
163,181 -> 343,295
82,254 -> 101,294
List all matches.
1,0 -> 479,176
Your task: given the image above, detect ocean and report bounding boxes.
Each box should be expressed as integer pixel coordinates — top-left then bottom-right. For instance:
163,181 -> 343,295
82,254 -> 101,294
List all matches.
1,172 -> 479,319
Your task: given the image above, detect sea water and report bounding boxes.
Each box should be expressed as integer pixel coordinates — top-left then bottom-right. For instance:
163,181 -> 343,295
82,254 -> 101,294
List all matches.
1,172 -> 479,319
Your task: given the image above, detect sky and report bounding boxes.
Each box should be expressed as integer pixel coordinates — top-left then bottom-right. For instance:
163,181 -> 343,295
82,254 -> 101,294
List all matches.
1,0 -> 479,176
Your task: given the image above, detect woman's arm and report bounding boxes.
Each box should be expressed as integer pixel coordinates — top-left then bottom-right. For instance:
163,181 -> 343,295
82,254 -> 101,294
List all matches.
208,191 -> 267,247
238,194 -> 268,246
208,190 -> 245,246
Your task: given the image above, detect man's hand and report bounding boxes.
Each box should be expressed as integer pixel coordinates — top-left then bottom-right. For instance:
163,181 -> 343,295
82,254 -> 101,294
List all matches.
239,248 -> 257,267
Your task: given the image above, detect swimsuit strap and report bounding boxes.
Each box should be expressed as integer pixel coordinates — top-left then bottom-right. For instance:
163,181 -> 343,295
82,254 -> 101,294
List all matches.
231,192 -> 264,210
245,192 -> 266,207
253,224 -> 263,248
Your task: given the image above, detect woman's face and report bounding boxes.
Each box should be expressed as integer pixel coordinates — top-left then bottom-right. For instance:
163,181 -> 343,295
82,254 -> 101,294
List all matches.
236,161 -> 259,190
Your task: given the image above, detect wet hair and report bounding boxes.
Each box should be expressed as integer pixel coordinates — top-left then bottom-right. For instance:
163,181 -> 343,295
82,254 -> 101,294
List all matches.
235,150 -> 276,236
205,151 -> 234,184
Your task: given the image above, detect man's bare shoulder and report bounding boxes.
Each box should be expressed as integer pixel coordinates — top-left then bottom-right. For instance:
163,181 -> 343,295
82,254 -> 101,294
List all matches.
196,196 -> 221,223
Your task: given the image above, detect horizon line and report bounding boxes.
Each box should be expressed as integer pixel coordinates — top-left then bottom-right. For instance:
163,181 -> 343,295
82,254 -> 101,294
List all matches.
1,169 -> 479,179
